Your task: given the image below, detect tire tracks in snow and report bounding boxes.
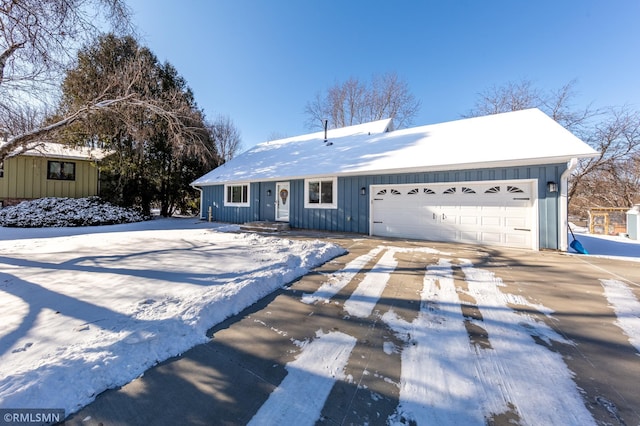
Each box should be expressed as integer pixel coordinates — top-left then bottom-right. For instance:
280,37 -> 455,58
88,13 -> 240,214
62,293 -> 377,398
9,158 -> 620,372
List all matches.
252,246 -> 597,425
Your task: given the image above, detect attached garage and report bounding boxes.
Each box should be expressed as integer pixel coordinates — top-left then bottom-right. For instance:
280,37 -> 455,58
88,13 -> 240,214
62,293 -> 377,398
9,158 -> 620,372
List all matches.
192,108 -> 600,251
371,180 -> 537,249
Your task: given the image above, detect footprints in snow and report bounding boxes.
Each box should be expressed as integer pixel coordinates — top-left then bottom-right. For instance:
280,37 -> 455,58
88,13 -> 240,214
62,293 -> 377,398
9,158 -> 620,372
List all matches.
11,342 -> 33,353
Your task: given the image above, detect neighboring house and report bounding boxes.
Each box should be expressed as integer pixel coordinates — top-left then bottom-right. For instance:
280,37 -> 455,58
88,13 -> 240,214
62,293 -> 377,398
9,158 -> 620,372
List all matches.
0,141 -> 106,208
191,109 -> 598,251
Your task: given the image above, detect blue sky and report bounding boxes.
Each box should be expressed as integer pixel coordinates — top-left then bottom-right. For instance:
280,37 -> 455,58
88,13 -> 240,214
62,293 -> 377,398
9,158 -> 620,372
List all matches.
127,1 -> 639,151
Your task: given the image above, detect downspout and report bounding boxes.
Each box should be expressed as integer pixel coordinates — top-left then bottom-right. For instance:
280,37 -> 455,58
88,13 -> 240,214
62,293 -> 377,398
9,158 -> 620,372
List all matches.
192,185 -> 204,220
559,158 -> 579,251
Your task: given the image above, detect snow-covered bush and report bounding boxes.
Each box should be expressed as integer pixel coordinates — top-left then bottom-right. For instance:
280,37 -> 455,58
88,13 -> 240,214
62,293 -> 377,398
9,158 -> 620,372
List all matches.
0,197 -> 146,227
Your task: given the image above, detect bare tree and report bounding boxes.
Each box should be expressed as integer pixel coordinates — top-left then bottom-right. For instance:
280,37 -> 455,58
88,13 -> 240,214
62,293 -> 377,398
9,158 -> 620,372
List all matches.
208,114 -> 242,163
466,79 -> 640,214
570,107 -> 640,204
265,131 -> 289,142
0,0 -> 131,160
1,48 -> 211,161
467,80 -> 542,117
465,79 -> 596,133
304,72 -> 420,130
0,0 -> 130,92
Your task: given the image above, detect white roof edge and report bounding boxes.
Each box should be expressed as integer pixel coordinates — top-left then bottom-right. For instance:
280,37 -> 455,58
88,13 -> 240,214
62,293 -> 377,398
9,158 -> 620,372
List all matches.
192,153 -> 599,186
1,141 -> 108,161
191,110 -> 599,186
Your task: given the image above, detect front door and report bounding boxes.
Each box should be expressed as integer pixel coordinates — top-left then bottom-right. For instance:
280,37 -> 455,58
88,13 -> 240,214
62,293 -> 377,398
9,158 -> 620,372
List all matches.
275,182 -> 290,222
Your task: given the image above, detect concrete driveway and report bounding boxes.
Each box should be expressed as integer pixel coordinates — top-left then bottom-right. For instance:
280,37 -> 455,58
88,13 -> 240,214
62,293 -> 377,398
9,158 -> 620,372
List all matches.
67,234 -> 640,426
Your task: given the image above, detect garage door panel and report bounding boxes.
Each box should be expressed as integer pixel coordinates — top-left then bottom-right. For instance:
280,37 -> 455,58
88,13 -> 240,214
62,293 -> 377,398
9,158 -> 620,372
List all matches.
371,180 -> 536,249
481,215 -> 501,226
459,216 -> 479,225
505,217 -> 528,229
459,230 -> 481,242
505,233 -> 530,246
480,232 -> 502,244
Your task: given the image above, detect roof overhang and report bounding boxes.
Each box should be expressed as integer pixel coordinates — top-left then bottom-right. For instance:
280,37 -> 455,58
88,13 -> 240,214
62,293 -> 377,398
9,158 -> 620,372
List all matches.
193,153 -> 600,187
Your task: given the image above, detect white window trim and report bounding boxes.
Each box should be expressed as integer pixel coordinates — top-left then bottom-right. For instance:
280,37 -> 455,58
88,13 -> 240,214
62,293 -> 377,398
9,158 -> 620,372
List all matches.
304,177 -> 337,209
224,183 -> 251,207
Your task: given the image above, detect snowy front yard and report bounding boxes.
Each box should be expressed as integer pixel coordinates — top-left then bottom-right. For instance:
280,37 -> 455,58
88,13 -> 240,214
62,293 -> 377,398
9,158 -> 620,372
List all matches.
0,220 -> 344,414
1,218 -> 639,423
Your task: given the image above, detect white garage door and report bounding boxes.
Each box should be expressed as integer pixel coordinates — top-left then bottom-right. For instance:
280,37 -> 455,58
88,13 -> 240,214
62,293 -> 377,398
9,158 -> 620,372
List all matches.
370,180 -> 537,249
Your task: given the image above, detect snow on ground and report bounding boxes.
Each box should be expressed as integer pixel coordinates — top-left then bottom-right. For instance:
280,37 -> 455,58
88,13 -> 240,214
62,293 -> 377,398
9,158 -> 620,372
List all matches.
280,246 -> 604,425
0,219 -> 345,415
300,246 -> 384,305
1,205 -> 639,422
378,253 -> 593,425
248,330 -> 357,426
600,279 -> 640,353
343,249 -> 397,318
568,224 -> 640,262
0,197 -> 144,228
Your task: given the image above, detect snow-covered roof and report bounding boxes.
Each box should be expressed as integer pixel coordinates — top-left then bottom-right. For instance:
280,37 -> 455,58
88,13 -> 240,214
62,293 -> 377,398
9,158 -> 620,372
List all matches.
192,109 -> 598,186
1,141 -> 108,161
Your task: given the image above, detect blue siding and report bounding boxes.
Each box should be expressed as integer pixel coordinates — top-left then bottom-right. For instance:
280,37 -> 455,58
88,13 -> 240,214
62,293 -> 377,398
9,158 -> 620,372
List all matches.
198,163 -> 567,249
200,183 -> 261,223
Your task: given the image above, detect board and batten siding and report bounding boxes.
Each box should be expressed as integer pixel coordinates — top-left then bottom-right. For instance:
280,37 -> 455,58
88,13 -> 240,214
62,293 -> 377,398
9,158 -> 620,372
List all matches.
200,183 -> 259,223
198,163 -> 566,250
0,155 -> 100,202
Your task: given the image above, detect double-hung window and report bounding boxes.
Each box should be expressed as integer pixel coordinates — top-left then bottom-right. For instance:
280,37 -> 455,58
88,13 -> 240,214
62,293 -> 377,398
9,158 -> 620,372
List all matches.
304,177 -> 337,209
224,183 -> 250,207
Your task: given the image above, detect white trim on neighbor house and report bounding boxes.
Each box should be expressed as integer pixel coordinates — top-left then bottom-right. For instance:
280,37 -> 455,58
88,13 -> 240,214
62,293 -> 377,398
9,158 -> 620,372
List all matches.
224,182 -> 251,207
304,177 -> 337,209
0,140 -> 108,161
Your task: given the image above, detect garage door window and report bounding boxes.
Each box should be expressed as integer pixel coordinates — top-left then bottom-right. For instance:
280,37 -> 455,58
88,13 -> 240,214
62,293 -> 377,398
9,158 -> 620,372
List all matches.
305,177 -> 337,209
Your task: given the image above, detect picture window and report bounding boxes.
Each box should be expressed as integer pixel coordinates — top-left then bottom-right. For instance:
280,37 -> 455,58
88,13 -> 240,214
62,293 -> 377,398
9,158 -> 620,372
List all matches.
224,183 -> 250,206
305,177 -> 337,209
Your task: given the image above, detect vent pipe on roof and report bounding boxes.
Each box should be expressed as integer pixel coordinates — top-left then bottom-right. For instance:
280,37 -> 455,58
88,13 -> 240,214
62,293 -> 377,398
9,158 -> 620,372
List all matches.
323,119 -> 328,142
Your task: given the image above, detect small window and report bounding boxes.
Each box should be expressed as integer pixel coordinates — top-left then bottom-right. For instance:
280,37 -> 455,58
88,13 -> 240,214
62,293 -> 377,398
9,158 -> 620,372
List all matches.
224,183 -> 250,207
0,161 -> 4,178
485,186 -> 500,194
47,161 -> 75,181
390,189 -> 401,195
461,187 -> 476,194
507,185 -> 524,193
305,177 -> 337,209
423,188 -> 436,194
443,187 -> 456,194
376,189 -> 387,195
407,188 -> 419,195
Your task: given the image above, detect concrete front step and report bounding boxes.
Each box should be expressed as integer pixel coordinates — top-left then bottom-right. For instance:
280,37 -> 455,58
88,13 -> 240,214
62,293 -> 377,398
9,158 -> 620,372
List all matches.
239,221 -> 290,232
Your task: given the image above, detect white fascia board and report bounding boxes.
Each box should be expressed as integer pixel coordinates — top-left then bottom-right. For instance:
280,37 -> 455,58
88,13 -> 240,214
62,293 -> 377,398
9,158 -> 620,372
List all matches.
334,155 -> 600,179
193,153 -> 600,186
